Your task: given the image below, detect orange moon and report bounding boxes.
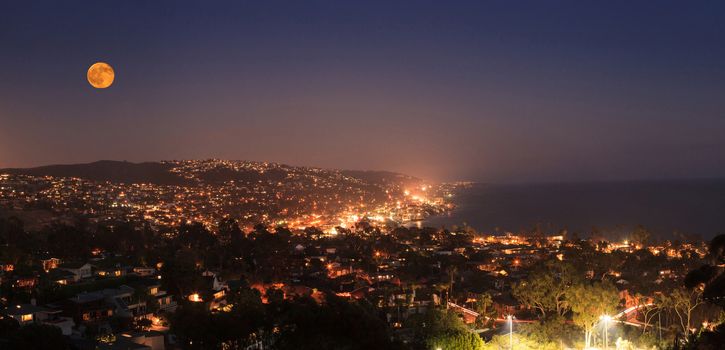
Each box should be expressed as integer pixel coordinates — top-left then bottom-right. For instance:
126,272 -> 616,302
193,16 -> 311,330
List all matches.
87,62 -> 115,88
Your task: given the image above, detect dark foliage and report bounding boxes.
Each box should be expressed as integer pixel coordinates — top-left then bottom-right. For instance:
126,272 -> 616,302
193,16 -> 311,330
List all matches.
272,295 -> 403,350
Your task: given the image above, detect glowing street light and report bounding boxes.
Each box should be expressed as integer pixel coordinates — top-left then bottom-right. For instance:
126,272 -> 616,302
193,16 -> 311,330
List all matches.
600,315 -> 612,350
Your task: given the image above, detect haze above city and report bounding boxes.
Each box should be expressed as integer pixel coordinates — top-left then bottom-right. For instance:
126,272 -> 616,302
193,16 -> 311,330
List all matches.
2,1 -> 725,183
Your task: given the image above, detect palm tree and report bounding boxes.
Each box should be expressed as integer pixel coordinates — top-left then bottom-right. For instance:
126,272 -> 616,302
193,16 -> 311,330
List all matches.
446,265 -> 458,304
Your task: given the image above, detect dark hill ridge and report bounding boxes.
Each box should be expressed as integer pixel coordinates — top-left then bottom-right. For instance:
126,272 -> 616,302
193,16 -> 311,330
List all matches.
0,160 -> 419,186
1,160 -> 188,185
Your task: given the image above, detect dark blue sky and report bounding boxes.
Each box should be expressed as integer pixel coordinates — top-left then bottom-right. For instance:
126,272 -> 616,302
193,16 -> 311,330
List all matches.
1,1 -> 724,182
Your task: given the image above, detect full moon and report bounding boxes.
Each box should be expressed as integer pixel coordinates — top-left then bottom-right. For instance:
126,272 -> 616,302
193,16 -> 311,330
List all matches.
87,62 -> 115,89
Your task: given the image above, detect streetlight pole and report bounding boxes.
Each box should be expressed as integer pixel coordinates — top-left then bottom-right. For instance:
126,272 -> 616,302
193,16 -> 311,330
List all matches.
604,319 -> 608,350
507,315 -> 513,350
600,315 -> 612,350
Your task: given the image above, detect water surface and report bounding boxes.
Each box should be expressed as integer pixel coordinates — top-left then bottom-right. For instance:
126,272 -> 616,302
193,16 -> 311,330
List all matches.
424,179 -> 725,240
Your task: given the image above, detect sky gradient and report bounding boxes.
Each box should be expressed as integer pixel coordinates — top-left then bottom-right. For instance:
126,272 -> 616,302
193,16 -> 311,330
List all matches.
2,1 -> 725,182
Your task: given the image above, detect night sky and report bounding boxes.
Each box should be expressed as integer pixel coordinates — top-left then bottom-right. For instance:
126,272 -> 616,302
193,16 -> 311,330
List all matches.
2,1 -> 725,182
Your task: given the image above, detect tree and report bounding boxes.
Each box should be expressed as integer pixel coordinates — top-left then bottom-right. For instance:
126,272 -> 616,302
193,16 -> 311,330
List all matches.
303,226 -> 324,240
273,295 -> 402,350
171,303 -> 217,349
42,223 -> 91,260
685,234 -> 725,307
178,222 -> 216,251
133,318 -> 153,331
218,217 -> 242,246
512,275 -> 552,318
0,315 -> 20,339
160,249 -> 203,296
684,322 -> 725,350
519,315 -> 579,350
265,287 -> 285,305
482,333 -> 559,350
171,288 -> 266,350
407,308 -> 482,350
472,292 -> 496,327
0,216 -> 25,245
566,281 -> 620,348
425,330 -> 484,350
631,225 -> 652,247
635,292 -> 664,336
666,287 -> 704,339
512,260 -> 579,318
447,265 -> 458,302
1,323 -> 71,350
247,226 -> 291,282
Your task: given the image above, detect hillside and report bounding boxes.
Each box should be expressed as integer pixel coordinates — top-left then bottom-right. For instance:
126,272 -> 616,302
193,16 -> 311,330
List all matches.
1,160 -> 187,185
0,160 -> 442,230
0,160 -> 420,187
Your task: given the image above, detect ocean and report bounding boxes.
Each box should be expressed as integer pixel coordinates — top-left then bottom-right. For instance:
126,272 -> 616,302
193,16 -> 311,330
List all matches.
423,179 -> 725,240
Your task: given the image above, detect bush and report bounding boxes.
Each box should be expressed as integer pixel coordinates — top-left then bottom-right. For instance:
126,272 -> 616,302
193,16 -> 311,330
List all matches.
482,333 -> 558,350
425,330 -> 484,350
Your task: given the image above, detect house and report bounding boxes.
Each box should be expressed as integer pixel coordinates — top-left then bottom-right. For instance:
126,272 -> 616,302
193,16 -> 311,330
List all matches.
469,261 -> 498,272
448,301 -> 480,324
133,267 -> 156,277
12,275 -> 38,290
155,291 -> 176,313
187,272 -> 229,310
60,292 -> 114,326
47,268 -> 76,285
2,303 -> 46,325
102,286 -> 148,319
349,286 -> 371,300
0,303 -> 74,335
36,308 -> 75,335
187,288 -> 227,311
41,257 -> 62,271
58,262 -> 93,282
326,262 -> 354,278
94,258 -> 132,278
116,331 -> 166,350
0,262 -> 14,272
201,270 -> 227,291
129,279 -> 177,313
283,285 -> 314,299
97,266 -> 128,278
97,337 -> 152,350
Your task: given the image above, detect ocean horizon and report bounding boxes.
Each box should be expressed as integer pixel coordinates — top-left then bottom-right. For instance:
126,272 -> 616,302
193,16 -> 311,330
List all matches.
423,178 -> 725,241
